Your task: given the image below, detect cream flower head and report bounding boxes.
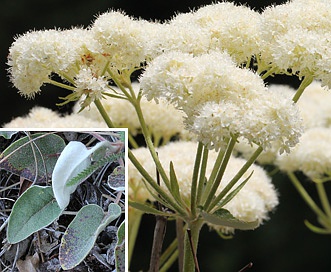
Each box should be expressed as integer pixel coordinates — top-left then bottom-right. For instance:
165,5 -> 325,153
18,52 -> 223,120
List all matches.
90,10 -> 151,70
260,0 -> 331,86
140,51 -> 302,152
170,2 -> 261,63
7,28 -> 99,98
276,127 -> 331,179
3,107 -> 104,128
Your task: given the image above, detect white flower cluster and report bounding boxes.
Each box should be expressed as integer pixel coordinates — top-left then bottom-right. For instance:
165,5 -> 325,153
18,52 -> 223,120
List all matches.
260,0 -> 331,86
140,51 -> 302,152
273,81 -> 331,179
3,107 -> 105,128
129,141 -> 278,233
8,28 -> 98,97
235,81 -> 331,180
8,0 -> 331,98
7,11 -> 160,103
276,127 -> 331,179
169,2 -> 261,63
7,1 -> 331,177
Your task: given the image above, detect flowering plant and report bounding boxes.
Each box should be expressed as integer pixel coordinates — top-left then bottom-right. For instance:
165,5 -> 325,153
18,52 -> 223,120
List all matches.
5,0 -> 331,270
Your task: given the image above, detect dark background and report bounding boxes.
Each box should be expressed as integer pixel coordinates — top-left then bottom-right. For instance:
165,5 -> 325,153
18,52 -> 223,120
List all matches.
1,1 -> 331,271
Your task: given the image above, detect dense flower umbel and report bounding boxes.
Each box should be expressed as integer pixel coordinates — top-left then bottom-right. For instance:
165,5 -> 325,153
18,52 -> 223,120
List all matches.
260,0 -> 331,87
129,141 -> 278,233
140,51 -> 303,152
170,2 -> 261,63
7,28 -> 99,98
90,11 -> 152,70
233,81 -> 331,164
276,127 -> 331,179
3,107 -> 105,128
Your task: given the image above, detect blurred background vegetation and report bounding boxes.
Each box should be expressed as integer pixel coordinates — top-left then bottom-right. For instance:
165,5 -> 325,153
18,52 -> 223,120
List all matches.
1,0 -> 331,271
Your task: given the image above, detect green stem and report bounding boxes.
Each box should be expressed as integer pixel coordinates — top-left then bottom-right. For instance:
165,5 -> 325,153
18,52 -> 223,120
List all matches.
106,68 -> 132,99
203,137 -> 237,211
316,182 -> 331,219
128,133 -> 139,149
182,219 -> 204,272
292,75 -> 313,103
159,238 -> 179,271
190,142 -> 203,217
176,218 -> 185,272
288,172 -> 330,225
207,145 -> 263,212
128,150 -> 187,216
49,79 -> 76,91
93,99 -> 114,128
200,141 -> 227,205
160,250 -> 178,272
260,66 -> 278,80
128,209 -> 143,266
196,147 -> 209,209
131,98 -> 171,190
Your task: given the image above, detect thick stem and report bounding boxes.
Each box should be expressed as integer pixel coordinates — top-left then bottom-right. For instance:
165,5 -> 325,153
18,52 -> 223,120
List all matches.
149,215 -> 167,272
182,220 -> 204,272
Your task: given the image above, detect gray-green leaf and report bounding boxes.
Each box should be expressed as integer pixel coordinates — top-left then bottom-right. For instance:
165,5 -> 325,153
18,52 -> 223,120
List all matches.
59,203 -> 121,270
7,185 -> 63,244
115,221 -> 125,272
0,133 -> 65,183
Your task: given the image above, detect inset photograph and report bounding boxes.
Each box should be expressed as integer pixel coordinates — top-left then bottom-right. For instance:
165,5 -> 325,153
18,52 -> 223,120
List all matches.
0,130 -> 127,271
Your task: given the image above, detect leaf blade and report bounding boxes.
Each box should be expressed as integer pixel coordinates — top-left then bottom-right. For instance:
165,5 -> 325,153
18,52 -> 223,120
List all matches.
59,203 -> 121,270
7,185 -> 63,244
201,208 -> 259,230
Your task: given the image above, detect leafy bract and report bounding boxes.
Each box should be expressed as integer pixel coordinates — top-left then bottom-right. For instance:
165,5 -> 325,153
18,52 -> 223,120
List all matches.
7,185 -> 63,244
129,201 -> 171,217
0,133 -> 65,183
201,208 -> 259,230
52,140 -> 120,209
59,203 -> 121,270
52,141 -> 91,209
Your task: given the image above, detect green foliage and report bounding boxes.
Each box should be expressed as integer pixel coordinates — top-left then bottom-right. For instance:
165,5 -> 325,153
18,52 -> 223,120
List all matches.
115,221 -> 125,272
129,201 -> 171,217
107,165 -> 125,191
7,185 -> 63,243
0,133 -> 65,183
67,151 -> 124,187
201,208 -> 259,230
4,133 -> 126,271
59,203 -> 121,270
